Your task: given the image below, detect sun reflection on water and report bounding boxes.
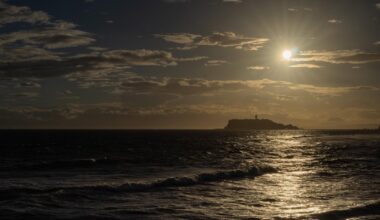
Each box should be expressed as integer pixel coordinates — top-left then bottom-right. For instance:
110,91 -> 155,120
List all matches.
248,132 -> 326,218
234,131 -> 380,219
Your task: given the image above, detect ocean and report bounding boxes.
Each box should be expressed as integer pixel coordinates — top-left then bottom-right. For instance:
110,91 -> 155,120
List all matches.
0,130 -> 379,219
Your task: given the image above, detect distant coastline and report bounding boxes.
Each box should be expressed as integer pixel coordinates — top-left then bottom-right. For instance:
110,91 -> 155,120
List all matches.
224,117 -> 299,130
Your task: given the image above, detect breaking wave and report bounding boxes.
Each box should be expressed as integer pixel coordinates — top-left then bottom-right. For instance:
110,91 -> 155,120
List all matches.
311,201 -> 380,220
0,165 -> 276,198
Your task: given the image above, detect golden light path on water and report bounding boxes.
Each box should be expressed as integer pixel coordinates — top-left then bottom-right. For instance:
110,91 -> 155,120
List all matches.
209,131 -> 378,219
260,134 -> 323,217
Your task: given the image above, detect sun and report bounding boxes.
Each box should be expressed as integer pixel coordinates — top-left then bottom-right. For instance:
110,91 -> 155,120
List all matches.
282,50 -> 292,61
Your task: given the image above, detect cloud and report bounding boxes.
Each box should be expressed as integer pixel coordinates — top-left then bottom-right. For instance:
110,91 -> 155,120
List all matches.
175,55 -> 208,62
13,92 -> 39,98
0,45 -> 61,63
174,45 -> 199,50
222,0 -> 243,3
154,33 -> 201,44
2,102 -> 378,129
198,32 -> 269,51
0,105 -> 85,121
118,77 -> 377,97
376,3 -> 380,10
0,1 -> 206,79
328,19 -> 342,24
17,81 -> 41,88
61,90 -> 73,95
375,41 -> 380,46
0,21 -> 95,50
163,0 -> 189,3
0,103 -> 237,123
289,64 -> 322,68
0,1 -> 50,26
1,74 -> 378,129
291,50 -> 380,64
247,66 -> 269,70
0,1 -> 96,69
2,77 -> 377,127
204,60 -> 227,66
156,32 -> 269,51
103,49 -> 178,66
0,49 -> 206,78
287,7 -> 313,13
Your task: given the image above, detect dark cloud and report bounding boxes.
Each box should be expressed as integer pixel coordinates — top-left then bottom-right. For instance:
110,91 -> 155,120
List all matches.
288,8 -> 298,12
327,19 -> 342,24
204,60 -> 227,66
222,0 -> 243,3
0,49 -> 206,78
198,32 -> 268,51
1,45 -> 61,63
287,7 -> 313,12
0,22 -> 95,51
0,1 -> 97,78
60,90 -> 73,95
1,78 -> 378,128
291,50 -> 380,64
247,66 -> 269,71
13,92 -> 39,98
0,1 -> 206,79
154,33 -> 200,44
103,49 -> 178,66
17,81 -> 41,88
156,32 -> 269,51
0,1 -> 50,26
119,77 -> 377,97
162,0 -> 189,3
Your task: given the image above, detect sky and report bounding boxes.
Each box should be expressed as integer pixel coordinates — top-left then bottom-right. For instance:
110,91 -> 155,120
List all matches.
1,0 -> 380,129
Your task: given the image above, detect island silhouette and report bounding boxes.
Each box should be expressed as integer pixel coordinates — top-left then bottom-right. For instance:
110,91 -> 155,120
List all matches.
224,115 -> 299,130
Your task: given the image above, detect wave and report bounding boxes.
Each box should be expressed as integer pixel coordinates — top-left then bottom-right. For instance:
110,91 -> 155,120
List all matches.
311,201 -> 380,220
0,165 -> 276,198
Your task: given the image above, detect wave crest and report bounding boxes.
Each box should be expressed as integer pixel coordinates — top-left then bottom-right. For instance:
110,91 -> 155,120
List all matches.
121,164 -> 276,191
312,201 -> 380,220
0,165 -> 276,198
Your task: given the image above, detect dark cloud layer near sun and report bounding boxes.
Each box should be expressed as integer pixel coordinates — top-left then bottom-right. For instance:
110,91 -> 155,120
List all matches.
292,50 -> 380,65
155,32 -> 269,51
0,0 -> 380,129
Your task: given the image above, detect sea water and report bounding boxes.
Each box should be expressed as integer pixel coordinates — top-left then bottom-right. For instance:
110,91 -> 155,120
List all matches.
0,130 -> 379,219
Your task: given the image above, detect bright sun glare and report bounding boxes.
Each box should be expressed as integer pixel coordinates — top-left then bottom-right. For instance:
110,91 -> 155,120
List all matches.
282,50 -> 292,60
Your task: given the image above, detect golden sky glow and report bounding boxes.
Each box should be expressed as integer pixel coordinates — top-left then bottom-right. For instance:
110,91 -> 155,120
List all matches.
0,0 -> 380,129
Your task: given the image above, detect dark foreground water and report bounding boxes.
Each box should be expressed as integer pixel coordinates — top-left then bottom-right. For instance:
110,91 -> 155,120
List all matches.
0,130 -> 379,219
